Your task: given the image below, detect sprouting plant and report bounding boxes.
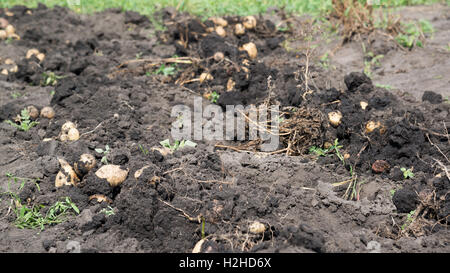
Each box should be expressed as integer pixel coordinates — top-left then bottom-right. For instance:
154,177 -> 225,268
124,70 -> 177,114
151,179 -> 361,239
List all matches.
160,139 -> 197,151
100,206 -> 115,217
95,145 -> 110,164
400,167 -> 414,179
4,108 -> 39,131
401,210 -> 416,230
10,92 -> 22,99
4,37 -> 14,44
390,189 -> 396,198
395,19 -> 434,49
363,51 -> 383,78
138,144 -> 149,155
309,139 -> 343,160
41,72 -> 65,86
5,172 -> 41,193
135,52 -> 143,59
319,52 -> 330,70
50,90 -> 55,96
153,63 -> 176,76
209,91 -> 220,104
14,197 -> 79,231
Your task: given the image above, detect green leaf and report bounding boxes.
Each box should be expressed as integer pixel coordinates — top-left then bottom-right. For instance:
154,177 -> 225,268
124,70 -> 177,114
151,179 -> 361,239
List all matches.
95,148 -> 104,153
160,139 -> 171,148
183,140 -> 197,148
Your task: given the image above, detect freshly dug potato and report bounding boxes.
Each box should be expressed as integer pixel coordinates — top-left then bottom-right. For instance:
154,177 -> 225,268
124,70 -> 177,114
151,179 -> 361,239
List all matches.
199,72 -> 213,83
365,121 -> 381,133
328,111 -> 342,127
74,153 -> 96,177
62,121 -> 76,132
1,69 -> 8,75
95,165 -> 129,187
242,16 -> 256,29
360,101 -> 368,110
89,194 -> 112,204
0,18 -> 8,29
67,127 -> 80,141
234,23 -> 245,35
210,17 -> 228,27
36,53 -> 45,62
0,30 -> 7,40
213,52 -> 224,62
215,26 -> 226,37
55,158 -> 80,188
26,49 -> 40,59
249,221 -> 266,234
40,106 -> 55,119
5,24 -> 15,36
239,42 -> 257,60
226,78 -> 235,91
9,65 -> 18,73
4,58 -> 14,65
26,105 -> 39,119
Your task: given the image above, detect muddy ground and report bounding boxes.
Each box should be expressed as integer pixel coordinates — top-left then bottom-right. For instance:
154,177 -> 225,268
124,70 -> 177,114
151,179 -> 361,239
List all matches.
0,4 -> 448,253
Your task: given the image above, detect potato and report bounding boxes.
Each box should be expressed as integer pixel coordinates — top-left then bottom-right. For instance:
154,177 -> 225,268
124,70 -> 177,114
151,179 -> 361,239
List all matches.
234,23 -> 245,35
365,121 -> 381,133
328,111 -> 342,127
226,78 -> 235,91
210,17 -> 228,27
62,121 -> 76,132
134,165 -> 150,179
249,221 -> 266,234
55,158 -> 80,188
360,101 -> 368,110
5,24 -> 15,36
95,165 -> 129,187
67,128 -> 80,141
36,53 -> 45,62
74,153 -> 96,177
239,42 -> 257,60
0,30 -> 7,40
243,16 -> 256,30
0,18 -> 8,29
89,194 -> 112,204
215,26 -> 226,37
26,105 -> 39,119
1,69 -> 8,75
213,52 -> 224,62
4,58 -> 14,65
9,65 -> 18,73
199,72 -> 213,83
40,106 -> 55,119
26,49 -> 40,59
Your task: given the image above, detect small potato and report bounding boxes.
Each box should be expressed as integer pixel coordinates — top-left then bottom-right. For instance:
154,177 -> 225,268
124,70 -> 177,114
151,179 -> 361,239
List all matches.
62,121 -> 76,132
67,128 -> 80,141
234,23 -> 245,35
239,42 -> 257,60
249,221 -> 266,234
1,68 -> 8,75
0,30 -> 7,40
26,49 -> 40,59
5,24 -> 15,36
242,16 -> 256,30
0,18 -> 8,29
199,72 -> 213,83
26,105 -> 39,119
4,58 -> 14,65
328,111 -> 342,127
215,26 -> 226,37
40,106 -> 55,119
210,17 -> 228,27
55,158 -> 80,188
74,153 -> 96,177
360,101 -> 368,110
36,53 -> 45,62
9,65 -> 18,73
213,52 -> 224,62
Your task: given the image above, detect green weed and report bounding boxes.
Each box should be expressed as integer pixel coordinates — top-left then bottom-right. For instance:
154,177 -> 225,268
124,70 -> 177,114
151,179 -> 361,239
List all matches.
4,108 -> 39,131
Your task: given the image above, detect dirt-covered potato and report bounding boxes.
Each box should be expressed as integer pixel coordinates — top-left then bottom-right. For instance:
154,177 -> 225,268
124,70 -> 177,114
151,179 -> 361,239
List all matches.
328,111 -> 342,127
40,106 -> 55,119
239,42 -> 257,60
234,23 -> 245,35
95,165 -> 129,187
55,158 -> 80,188
74,153 -> 96,177
242,16 -> 256,29
26,105 -> 39,119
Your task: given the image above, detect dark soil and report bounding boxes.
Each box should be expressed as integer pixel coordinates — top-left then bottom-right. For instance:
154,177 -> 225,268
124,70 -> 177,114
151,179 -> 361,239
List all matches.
0,5 -> 448,253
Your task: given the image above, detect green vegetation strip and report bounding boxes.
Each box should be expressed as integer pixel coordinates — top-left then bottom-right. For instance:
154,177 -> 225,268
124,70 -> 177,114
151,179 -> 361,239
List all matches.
0,0 -> 446,18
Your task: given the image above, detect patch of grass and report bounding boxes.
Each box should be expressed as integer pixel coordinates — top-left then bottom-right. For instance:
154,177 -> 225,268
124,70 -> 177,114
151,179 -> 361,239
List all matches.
0,0 -> 444,19
10,92 -> 22,99
138,144 -> 149,155
14,197 -> 79,230
4,108 -> 39,131
395,19 -> 434,49
160,139 -> 197,151
309,138 -> 344,160
95,145 -> 110,164
209,91 -> 220,104
363,50 -> 384,78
